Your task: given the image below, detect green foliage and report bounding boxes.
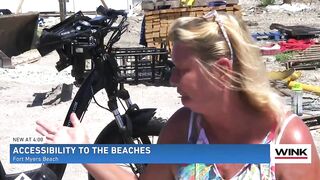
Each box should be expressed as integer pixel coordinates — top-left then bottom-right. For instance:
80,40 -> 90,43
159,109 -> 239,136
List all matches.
260,0 -> 275,6
275,51 -> 296,62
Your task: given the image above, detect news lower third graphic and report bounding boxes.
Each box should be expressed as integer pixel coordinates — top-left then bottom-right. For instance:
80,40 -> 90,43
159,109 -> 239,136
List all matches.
10,144 -> 269,164
10,144 -> 312,164
10,136 -> 45,144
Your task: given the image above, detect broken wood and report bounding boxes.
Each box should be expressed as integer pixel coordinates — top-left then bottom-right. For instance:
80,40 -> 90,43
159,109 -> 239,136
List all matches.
43,83 -> 73,106
0,50 -> 13,68
10,49 -> 41,66
12,56 -> 41,66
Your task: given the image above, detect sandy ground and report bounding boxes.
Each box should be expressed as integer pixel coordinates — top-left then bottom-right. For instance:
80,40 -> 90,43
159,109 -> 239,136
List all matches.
1,2 -> 320,180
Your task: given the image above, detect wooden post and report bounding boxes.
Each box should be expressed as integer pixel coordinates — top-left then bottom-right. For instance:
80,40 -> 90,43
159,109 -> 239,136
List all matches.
16,0 -> 25,14
59,0 -> 67,21
100,0 -> 108,8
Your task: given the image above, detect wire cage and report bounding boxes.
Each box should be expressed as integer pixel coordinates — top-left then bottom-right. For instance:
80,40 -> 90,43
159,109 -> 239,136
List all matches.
112,47 -> 170,85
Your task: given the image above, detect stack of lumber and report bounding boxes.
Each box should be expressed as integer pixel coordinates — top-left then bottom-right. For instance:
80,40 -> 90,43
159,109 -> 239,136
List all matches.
144,4 -> 242,49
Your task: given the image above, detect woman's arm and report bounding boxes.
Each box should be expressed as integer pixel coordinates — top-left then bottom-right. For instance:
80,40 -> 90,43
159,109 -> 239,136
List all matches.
36,114 -> 138,179
85,107 -> 190,180
36,108 -> 190,180
139,107 -> 191,180
276,116 -> 320,180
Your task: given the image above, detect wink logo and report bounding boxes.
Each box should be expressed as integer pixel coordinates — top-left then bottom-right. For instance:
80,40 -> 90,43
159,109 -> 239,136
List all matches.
270,144 -> 311,164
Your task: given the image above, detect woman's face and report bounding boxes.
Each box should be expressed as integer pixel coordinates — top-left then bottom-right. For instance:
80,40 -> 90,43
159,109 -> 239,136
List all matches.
170,42 -> 223,112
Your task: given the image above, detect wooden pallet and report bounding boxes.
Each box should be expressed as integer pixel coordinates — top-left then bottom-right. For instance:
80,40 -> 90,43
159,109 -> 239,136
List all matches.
286,44 -> 320,69
302,115 -> 320,130
144,4 -> 242,49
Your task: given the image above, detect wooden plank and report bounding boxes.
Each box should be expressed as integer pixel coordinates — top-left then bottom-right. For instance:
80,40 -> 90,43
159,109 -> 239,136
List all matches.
203,7 -> 211,12
288,58 -> 320,63
145,25 -> 153,31
227,11 -> 234,14
152,22 -> 160,26
145,33 -> 153,39
309,125 -> 320,130
233,5 -> 241,10
216,6 -> 227,10
193,7 -> 204,11
167,13 -> 177,19
153,32 -> 160,37
190,11 -> 196,16
159,14 -> 167,18
181,12 -> 190,17
293,55 -> 320,59
146,39 -> 153,43
153,27 -> 160,32
160,21 -> 168,25
226,7 -> 234,11
160,34 -> 167,38
145,16 -> 153,21
300,49 -> 320,53
145,28 -> 153,33
170,9 -> 180,13
148,43 -> 156,47
292,65 -> 318,70
155,43 -> 161,49
160,33 -> 167,37
145,20 -> 152,25
196,12 -> 204,17
11,53 -> 41,66
159,9 -> 168,14
160,27 -> 167,33
153,14 -> 160,19
154,37 -> 162,42
174,13 -> 181,19
180,8 -> 188,12
145,11 -> 154,16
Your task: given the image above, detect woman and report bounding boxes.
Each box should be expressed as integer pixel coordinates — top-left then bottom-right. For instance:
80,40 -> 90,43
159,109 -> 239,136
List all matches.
36,11 -> 320,179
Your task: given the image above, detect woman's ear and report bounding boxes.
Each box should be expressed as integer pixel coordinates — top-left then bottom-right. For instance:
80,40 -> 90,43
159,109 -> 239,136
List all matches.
208,57 -> 232,76
215,57 -> 232,70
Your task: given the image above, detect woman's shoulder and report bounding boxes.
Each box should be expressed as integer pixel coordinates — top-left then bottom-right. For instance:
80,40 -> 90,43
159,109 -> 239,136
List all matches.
279,114 -> 314,144
276,113 -> 320,180
157,107 -> 192,144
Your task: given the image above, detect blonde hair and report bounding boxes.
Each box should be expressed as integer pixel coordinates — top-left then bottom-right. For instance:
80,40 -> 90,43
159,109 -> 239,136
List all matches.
168,14 -> 286,121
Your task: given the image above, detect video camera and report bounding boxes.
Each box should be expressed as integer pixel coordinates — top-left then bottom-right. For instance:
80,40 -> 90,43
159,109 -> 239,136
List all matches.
37,6 -> 128,85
